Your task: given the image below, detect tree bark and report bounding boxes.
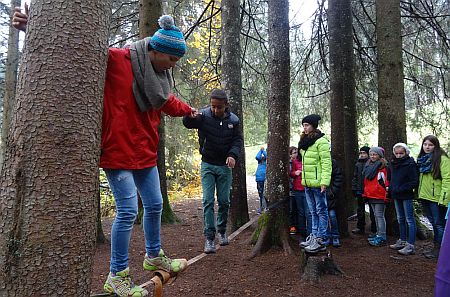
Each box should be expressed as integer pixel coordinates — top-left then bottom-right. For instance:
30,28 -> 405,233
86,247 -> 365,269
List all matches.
251,0 -> 291,257
0,1 -> 111,295
221,0 -> 249,232
0,0 -> 21,169
328,0 -> 357,237
376,0 -> 406,235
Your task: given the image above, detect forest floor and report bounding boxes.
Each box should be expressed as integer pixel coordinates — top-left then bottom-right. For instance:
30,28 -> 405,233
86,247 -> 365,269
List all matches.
91,177 -> 437,297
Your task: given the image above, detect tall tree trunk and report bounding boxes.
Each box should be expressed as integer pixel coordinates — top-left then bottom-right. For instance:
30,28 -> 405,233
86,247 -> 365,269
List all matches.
0,0 -> 21,169
251,0 -> 291,257
0,1 -> 111,295
376,0 -> 406,235
221,0 -> 249,232
138,0 -> 178,223
328,0 -> 357,237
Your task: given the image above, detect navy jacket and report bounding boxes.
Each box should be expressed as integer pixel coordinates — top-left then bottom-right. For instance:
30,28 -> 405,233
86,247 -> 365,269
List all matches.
351,158 -> 367,195
388,156 -> 419,200
183,107 -> 243,166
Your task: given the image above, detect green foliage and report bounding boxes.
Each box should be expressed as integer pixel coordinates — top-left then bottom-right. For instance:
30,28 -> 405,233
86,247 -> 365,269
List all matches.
99,169 -> 116,217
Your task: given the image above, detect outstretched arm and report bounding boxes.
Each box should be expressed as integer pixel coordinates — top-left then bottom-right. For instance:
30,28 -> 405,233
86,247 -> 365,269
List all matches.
12,4 -> 29,32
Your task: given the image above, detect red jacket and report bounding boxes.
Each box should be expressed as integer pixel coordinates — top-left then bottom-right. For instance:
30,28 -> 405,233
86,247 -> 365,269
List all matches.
363,166 -> 389,201
290,159 -> 305,191
100,48 -> 192,169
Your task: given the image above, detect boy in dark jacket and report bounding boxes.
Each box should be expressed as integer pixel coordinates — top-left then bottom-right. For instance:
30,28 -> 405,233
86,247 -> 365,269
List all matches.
351,146 -> 377,235
183,89 -> 243,254
326,159 -> 344,247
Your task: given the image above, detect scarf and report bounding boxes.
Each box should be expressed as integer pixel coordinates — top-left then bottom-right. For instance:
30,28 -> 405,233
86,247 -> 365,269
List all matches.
298,132 -> 325,151
363,160 -> 382,180
417,153 -> 433,173
130,37 -> 172,112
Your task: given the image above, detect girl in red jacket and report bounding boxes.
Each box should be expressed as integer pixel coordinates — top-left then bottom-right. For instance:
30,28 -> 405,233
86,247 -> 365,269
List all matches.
363,147 -> 389,246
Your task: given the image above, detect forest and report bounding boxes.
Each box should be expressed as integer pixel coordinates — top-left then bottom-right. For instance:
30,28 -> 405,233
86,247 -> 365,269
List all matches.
0,0 -> 448,296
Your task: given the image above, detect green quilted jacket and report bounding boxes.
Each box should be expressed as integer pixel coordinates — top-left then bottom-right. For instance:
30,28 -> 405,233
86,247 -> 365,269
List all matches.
418,155 -> 450,206
300,136 -> 332,188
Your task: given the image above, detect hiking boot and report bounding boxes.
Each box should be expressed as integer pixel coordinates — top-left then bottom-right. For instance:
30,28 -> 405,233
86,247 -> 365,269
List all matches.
398,243 -> 415,255
389,239 -> 406,250
218,232 -> 229,246
351,228 -> 365,235
369,236 -> 387,247
304,237 -> 327,253
299,234 -> 315,248
332,237 -> 341,247
289,226 -> 297,235
143,250 -> 188,275
104,267 -> 148,297
204,238 -> 216,254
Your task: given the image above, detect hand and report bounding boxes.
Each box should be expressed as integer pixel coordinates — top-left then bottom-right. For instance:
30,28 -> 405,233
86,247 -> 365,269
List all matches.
320,185 -> 327,193
188,107 -> 199,118
226,157 -> 236,168
12,5 -> 28,32
295,170 -> 301,176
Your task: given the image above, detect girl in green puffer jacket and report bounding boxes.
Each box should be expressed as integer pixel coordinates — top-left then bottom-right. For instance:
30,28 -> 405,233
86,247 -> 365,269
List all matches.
297,114 -> 332,254
417,135 -> 450,258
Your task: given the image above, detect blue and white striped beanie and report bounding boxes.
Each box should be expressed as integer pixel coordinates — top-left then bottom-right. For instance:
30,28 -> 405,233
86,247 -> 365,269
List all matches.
149,15 -> 186,58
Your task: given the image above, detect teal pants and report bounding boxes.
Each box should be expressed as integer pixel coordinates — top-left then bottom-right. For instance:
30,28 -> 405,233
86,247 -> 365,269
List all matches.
201,161 -> 232,239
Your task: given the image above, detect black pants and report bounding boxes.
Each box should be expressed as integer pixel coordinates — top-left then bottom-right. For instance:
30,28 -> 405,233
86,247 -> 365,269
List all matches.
356,195 -> 376,233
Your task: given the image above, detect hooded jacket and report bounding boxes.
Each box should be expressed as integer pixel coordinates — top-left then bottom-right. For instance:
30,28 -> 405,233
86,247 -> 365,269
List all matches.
299,135 -> 332,188
418,155 -> 450,206
388,156 -> 419,200
255,149 -> 267,182
100,47 -> 192,169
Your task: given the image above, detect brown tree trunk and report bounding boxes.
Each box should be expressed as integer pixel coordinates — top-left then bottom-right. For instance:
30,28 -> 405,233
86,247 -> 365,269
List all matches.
0,1 -> 111,295
251,0 -> 291,257
376,0 -> 406,235
221,0 -> 249,232
0,0 -> 21,169
328,0 -> 357,237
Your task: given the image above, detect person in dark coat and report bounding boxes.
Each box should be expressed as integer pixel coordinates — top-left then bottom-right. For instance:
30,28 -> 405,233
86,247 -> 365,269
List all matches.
351,146 -> 377,235
326,159 -> 344,247
388,143 -> 419,255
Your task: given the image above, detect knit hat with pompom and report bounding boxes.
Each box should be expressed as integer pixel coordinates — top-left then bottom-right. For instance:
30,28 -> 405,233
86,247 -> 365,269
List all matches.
149,15 -> 186,57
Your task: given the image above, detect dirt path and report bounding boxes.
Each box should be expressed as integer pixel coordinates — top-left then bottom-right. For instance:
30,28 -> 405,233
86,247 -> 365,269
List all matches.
91,178 -> 437,297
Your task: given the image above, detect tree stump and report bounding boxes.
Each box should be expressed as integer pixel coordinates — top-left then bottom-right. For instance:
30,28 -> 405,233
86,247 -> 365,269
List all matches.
300,250 -> 343,283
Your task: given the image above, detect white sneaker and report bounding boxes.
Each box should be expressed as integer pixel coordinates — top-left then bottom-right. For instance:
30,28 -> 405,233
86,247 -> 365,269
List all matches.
304,237 -> 327,253
398,243 -> 415,255
389,239 -> 406,250
300,234 -> 315,248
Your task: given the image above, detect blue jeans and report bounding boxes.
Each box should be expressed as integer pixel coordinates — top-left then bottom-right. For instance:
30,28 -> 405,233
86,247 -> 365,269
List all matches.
394,199 -> 416,244
256,181 -> 267,210
305,187 -> 329,239
421,200 -> 447,244
293,190 -> 312,236
105,167 -> 162,273
201,162 -> 232,239
327,209 -> 339,238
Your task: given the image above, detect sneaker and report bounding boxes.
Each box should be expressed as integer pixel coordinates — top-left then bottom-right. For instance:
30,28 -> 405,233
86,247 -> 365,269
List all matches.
104,267 -> 148,297
299,234 -> 315,248
218,233 -> 229,246
389,239 -> 406,250
367,233 -> 377,241
321,237 -> 330,246
351,228 -> 365,235
332,237 -> 341,247
398,243 -> 415,255
369,236 -> 387,247
143,250 -> 188,274
289,226 -> 297,235
204,238 -> 216,254
304,237 -> 327,253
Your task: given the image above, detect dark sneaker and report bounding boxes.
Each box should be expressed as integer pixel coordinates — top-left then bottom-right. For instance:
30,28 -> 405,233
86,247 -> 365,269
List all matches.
369,236 -> 386,247
104,267 -> 148,297
332,237 -> 341,247
351,228 -> 365,235
398,243 -> 415,255
204,238 -> 216,254
389,239 -> 406,250
218,233 -> 229,246
367,233 -> 377,241
304,237 -> 326,253
299,234 -> 315,248
321,238 -> 330,246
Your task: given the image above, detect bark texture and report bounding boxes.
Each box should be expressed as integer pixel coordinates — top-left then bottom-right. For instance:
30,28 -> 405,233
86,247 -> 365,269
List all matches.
328,0 -> 357,236
251,0 -> 291,257
0,0 -> 21,169
376,0 -> 406,235
221,0 -> 249,232
0,1 -> 111,295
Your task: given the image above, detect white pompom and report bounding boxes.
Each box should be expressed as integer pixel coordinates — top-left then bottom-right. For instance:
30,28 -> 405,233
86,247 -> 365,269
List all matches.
158,15 -> 175,30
